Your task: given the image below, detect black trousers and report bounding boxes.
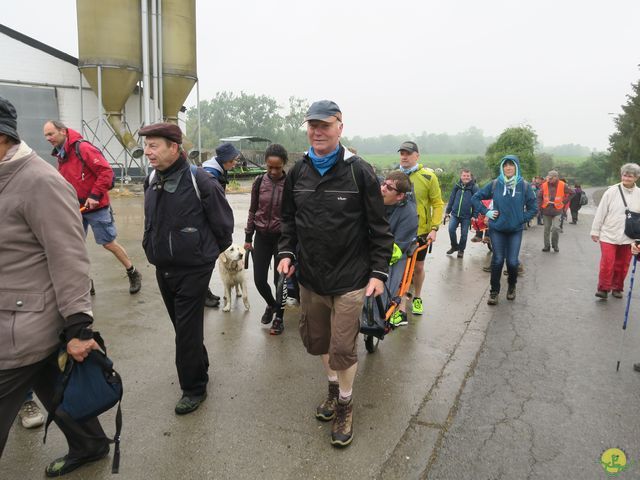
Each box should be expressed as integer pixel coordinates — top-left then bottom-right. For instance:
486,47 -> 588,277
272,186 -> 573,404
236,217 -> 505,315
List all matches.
156,266 -> 212,397
252,231 -> 284,317
0,352 -> 108,459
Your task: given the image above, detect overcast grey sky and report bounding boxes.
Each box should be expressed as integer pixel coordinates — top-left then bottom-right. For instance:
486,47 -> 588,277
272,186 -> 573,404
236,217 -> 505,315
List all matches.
3,0 -> 639,150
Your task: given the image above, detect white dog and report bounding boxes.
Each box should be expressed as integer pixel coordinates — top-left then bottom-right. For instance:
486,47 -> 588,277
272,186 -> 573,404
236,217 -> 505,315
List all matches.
218,244 -> 250,312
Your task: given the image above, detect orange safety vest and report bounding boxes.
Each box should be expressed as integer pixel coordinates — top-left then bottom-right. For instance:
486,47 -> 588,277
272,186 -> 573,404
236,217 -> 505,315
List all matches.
541,181 -> 565,210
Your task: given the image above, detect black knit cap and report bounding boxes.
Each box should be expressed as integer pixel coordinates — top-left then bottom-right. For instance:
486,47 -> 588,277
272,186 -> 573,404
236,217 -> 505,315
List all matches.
0,96 -> 20,142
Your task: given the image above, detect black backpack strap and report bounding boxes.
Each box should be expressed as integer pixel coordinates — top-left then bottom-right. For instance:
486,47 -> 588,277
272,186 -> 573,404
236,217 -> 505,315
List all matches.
111,388 -> 123,473
618,184 -> 629,211
43,353 -> 74,444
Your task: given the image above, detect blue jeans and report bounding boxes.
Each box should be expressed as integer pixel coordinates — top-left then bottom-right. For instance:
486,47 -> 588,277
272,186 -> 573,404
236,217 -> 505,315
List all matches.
448,215 -> 471,251
489,229 -> 522,293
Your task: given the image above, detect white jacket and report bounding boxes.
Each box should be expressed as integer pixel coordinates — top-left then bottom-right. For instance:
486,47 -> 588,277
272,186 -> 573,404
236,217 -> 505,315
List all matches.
590,183 -> 640,245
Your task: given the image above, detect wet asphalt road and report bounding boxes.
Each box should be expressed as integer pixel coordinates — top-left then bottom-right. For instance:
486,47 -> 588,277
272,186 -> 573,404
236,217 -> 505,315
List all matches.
3,191 -> 639,479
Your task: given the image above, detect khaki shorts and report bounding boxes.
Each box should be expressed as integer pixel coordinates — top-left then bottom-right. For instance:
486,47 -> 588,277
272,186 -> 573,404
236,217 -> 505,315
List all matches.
298,284 -> 366,371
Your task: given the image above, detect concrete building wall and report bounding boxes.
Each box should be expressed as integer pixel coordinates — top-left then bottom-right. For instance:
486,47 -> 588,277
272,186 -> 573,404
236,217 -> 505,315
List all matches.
0,30 -> 145,174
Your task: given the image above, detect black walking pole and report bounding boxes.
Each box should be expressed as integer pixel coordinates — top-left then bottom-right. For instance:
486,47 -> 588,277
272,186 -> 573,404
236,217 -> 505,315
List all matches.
616,253 -> 638,372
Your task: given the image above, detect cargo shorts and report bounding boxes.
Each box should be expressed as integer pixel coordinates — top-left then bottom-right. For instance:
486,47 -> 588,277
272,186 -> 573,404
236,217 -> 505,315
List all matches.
82,206 -> 117,245
298,284 -> 366,371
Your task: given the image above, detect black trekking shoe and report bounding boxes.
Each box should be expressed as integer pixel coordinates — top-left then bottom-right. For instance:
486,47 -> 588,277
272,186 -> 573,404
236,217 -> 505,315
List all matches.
45,444 -> 110,477
487,292 -> 499,305
595,290 -> 608,299
175,393 -> 207,415
506,285 -> 516,301
457,251 -> 464,258
261,305 -> 275,324
270,317 -> 284,335
446,247 -> 458,255
127,267 -> 142,294
634,363 -> 640,372
542,247 -> 550,252
205,288 -> 220,308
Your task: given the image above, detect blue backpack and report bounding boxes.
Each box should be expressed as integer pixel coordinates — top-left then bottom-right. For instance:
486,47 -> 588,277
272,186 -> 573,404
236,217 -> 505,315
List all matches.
45,332 -> 123,474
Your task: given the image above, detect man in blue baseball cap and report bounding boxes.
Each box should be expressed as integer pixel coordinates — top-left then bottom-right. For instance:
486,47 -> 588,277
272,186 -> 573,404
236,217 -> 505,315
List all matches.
277,100 -> 393,448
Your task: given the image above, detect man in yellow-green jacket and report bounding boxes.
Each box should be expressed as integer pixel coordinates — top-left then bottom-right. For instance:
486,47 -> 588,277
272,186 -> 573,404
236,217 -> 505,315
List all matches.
397,141 -> 444,315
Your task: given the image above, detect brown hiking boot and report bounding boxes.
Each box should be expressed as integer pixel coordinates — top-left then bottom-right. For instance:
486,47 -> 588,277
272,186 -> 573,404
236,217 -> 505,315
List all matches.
316,381 -> 339,421
331,398 -> 354,448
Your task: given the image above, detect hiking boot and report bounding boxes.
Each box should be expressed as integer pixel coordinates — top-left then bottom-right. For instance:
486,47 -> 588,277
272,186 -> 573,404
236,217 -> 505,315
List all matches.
595,290 -> 609,299
316,381 -> 339,421
542,247 -> 550,252
506,285 -> 516,301
261,305 -> 275,324
612,291 -> 623,299
412,297 -> 423,315
482,265 -> 492,272
553,247 -> 559,253
175,393 -> 207,415
127,267 -> 142,294
19,400 -> 44,429
205,288 -> 220,308
270,317 -> 284,335
634,363 -> 640,372
457,251 -> 464,258
389,310 -> 408,327
446,247 -> 457,255
487,292 -> 499,305
45,444 -> 109,478
471,236 -> 482,243
331,397 -> 354,448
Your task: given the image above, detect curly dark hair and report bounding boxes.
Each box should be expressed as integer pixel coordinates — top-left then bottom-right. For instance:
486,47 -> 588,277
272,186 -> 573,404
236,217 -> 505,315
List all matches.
264,143 -> 288,164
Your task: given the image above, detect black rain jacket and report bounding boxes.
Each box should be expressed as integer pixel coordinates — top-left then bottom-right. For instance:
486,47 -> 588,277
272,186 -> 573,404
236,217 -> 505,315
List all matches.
143,156 -> 234,268
278,146 -> 393,296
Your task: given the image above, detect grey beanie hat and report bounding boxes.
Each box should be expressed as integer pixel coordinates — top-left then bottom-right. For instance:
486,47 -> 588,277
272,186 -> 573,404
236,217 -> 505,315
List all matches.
0,96 -> 20,142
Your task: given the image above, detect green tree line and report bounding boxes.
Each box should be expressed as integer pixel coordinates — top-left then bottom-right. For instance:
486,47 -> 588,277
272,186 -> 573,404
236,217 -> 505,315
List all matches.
184,88 -> 639,187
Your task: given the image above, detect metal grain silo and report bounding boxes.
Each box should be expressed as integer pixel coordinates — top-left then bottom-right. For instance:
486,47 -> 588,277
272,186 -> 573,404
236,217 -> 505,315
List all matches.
77,0 -> 143,158
161,0 -> 197,123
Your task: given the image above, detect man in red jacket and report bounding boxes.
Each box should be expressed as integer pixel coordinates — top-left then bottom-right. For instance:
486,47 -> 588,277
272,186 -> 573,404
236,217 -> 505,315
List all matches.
43,121 -> 142,294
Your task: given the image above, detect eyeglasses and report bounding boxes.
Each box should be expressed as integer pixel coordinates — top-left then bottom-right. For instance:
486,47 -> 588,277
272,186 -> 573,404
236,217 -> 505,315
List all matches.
382,182 -> 399,193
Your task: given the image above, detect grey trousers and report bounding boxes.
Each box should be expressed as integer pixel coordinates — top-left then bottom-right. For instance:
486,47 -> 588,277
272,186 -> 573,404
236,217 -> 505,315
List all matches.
0,352 -> 108,459
543,215 -> 560,249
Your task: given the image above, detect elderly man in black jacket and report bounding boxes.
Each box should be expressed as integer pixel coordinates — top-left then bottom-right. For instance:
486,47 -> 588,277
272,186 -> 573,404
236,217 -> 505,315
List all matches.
277,100 -> 393,448
140,123 -> 234,415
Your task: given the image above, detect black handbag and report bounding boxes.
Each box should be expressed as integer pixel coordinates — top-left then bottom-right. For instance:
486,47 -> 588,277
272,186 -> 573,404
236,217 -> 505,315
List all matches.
44,332 -> 123,474
618,185 -> 640,239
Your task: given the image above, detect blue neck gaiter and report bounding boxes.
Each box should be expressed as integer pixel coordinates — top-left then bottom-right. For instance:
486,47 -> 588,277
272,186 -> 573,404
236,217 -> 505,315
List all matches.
309,145 -> 340,176
400,164 -> 419,175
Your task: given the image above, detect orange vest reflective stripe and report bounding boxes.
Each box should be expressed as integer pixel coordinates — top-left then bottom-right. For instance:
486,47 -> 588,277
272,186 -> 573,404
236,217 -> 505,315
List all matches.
541,181 -> 565,209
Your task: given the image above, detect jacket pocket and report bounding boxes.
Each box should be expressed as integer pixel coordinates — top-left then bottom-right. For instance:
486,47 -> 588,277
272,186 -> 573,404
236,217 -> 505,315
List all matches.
169,227 -> 203,260
0,291 -> 46,349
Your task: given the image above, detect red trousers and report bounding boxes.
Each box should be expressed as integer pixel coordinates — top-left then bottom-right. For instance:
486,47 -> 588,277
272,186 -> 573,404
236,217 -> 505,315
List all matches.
598,241 -> 633,292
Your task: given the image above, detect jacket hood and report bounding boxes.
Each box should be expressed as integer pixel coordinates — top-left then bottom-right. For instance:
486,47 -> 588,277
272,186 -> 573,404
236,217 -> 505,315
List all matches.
51,128 -> 84,158
498,155 -> 522,184
0,141 -> 33,193
202,156 -> 224,174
